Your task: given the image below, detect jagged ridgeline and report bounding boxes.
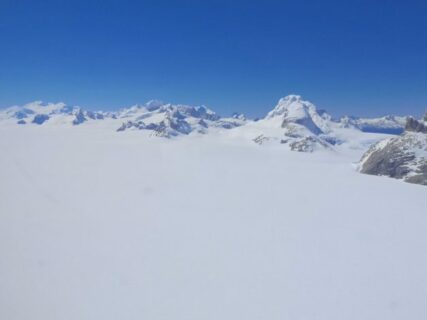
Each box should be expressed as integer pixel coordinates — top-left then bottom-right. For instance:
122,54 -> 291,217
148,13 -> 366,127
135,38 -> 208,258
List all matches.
0,96 -> 407,140
0,100 -> 246,137
1,96 -> 426,185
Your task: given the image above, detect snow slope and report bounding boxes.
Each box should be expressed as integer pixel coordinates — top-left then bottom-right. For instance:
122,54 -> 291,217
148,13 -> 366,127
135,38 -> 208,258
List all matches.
1,122 -> 426,320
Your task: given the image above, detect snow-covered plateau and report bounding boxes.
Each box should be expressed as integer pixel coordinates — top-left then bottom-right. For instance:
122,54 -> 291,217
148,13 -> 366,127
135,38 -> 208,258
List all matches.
1,95 -> 426,320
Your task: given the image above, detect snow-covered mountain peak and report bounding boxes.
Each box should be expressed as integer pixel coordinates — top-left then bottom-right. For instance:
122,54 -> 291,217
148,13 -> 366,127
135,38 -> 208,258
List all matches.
266,94 -> 313,119
278,94 -> 302,104
263,94 -> 331,136
245,95 -> 337,152
145,99 -> 164,111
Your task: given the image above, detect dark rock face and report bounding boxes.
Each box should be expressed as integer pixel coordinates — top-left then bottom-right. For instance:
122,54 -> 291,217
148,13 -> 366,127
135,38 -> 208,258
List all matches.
72,109 -> 87,125
253,135 -> 271,145
14,111 -> 29,119
360,138 -> 414,179
405,163 -> 427,185
359,132 -> 427,186
117,120 -> 145,132
359,114 -> 427,185
214,119 -> 243,129
32,114 -> 50,125
116,116 -> 192,137
165,117 -> 192,135
13,108 -> 34,120
405,117 -> 427,133
84,111 -> 104,120
198,119 -> 208,128
186,106 -> 220,121
281,136 -> 331,152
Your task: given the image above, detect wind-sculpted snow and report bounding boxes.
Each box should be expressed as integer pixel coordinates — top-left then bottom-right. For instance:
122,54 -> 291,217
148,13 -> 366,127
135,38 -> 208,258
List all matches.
1,123 -> 426,320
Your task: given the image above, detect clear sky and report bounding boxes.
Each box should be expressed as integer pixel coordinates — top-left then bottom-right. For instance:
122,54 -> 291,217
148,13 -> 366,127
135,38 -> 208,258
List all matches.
1,0 -> 427,118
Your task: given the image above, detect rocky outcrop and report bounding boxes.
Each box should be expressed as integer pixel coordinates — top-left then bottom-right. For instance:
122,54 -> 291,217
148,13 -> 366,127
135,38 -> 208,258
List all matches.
72,109 -> 87,125
32,114 -> 50,125
282,136 -> 332,152
359,113 -> 427,185
405,117 -> 427,133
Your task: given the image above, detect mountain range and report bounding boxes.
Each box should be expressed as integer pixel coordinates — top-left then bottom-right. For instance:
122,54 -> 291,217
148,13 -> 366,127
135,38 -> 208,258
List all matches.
0,95 -> 408,136
1,95 -> 425,185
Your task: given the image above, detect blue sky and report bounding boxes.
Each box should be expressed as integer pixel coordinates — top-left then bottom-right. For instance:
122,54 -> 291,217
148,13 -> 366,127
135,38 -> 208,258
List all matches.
1,0 -> 427,118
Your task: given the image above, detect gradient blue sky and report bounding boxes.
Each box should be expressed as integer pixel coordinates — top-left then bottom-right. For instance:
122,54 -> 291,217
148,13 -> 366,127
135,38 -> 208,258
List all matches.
1,0 -> 427,118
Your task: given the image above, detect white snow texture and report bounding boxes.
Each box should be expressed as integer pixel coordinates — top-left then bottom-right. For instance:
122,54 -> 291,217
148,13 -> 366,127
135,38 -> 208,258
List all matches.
0,95 -> 426,320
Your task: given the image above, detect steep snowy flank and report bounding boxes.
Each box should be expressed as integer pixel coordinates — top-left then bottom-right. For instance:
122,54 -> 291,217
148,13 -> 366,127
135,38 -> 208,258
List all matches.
359,114 -> 427,185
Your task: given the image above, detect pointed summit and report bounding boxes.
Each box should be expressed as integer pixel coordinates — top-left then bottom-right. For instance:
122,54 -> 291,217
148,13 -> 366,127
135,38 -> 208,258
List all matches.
145,99 -> 164,111
265,95 -> 330,135
265,95 -> 308,119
